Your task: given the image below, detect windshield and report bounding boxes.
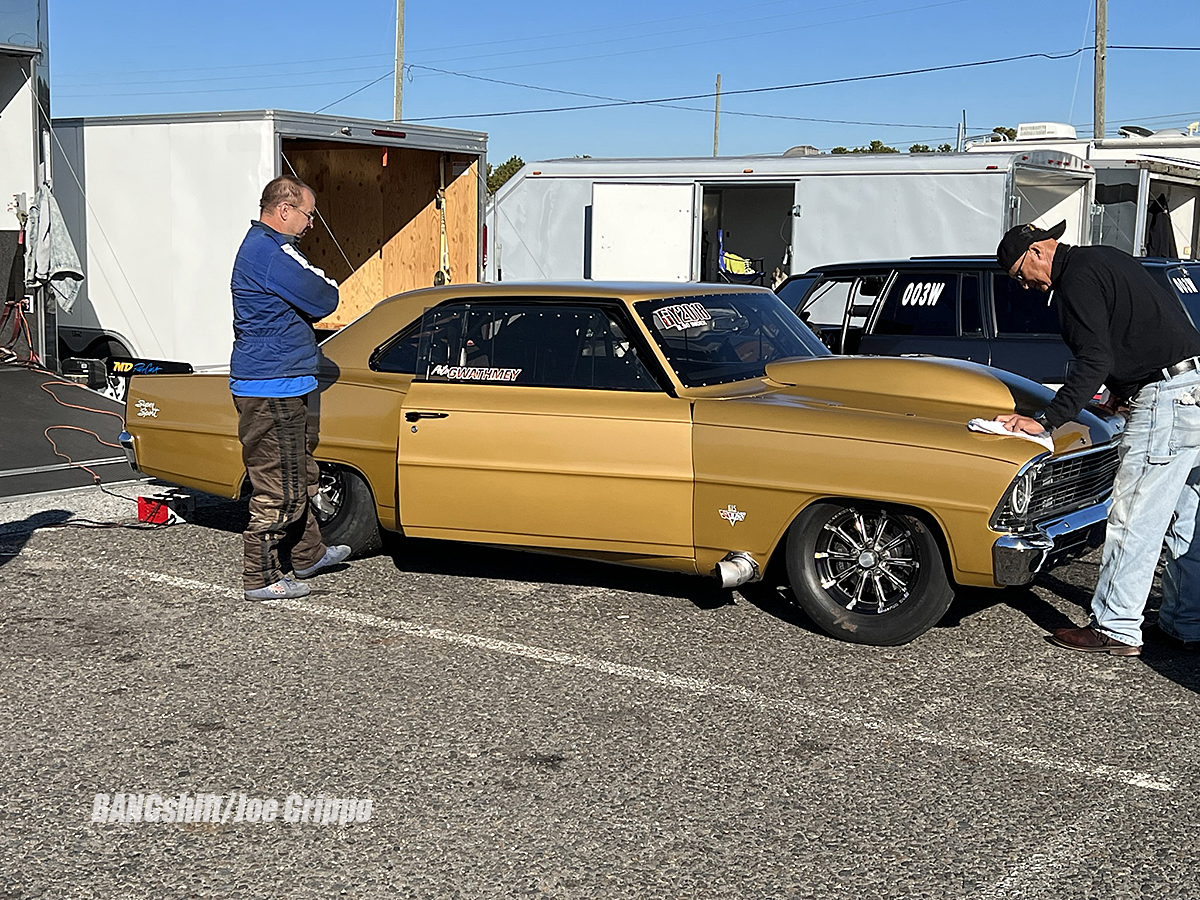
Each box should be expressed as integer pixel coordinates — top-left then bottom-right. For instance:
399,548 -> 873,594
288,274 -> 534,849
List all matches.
635,291 -> 830,387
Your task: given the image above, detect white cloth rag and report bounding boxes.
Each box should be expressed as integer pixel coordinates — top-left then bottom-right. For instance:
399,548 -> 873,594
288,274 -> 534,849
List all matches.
968,417 -> 1054,453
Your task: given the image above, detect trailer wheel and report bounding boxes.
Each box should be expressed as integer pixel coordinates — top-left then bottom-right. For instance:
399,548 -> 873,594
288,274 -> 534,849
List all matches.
785,501 -> 953,646
314,464 -> 382,556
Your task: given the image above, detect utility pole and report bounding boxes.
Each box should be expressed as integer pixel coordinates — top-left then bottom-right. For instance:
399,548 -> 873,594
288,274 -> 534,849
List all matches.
394,0 -> 405,121
1094,0 -> 1106,140
713,74 -> 721,157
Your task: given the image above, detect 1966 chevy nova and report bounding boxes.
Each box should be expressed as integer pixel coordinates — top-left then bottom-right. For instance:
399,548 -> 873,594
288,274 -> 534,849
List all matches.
121,283 -> 1120,645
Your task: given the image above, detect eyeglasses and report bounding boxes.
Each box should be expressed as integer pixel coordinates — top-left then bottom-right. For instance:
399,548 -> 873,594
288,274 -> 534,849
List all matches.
288,203 -> 317,223
1012,249 -> 1030,284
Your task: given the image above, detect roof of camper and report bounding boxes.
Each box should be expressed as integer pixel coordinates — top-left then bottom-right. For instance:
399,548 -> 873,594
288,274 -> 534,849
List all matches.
517,149 -> 1089,179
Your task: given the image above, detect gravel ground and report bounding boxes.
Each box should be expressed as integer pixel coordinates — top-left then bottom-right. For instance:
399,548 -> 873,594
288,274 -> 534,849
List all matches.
1,485 -> 1197,899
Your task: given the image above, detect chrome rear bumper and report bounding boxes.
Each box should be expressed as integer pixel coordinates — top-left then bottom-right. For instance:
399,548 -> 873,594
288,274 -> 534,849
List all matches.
993,500 -> 1110,586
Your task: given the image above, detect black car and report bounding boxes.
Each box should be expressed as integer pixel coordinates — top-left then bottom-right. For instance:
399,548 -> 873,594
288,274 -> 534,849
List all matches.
777,256 -> 1200,387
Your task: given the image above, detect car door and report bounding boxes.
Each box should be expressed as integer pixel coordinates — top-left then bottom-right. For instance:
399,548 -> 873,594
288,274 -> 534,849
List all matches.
858,270 -> 990,365
389,300 -> 695,559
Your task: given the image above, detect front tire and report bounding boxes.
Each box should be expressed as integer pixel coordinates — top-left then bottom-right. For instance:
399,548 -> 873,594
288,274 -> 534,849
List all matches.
314,465 -> 382,556
785,501 -> 953,645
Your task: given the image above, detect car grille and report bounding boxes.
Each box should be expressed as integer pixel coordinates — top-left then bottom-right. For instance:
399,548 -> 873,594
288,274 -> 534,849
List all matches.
993,444 -> 1120,532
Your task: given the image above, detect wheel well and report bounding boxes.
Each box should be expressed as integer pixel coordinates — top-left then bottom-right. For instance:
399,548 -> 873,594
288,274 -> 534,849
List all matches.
237,460 -> 380,508
764,496 -> 955,586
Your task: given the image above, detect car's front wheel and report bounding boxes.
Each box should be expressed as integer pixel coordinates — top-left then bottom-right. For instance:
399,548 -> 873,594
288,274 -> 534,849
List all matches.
314,464 -> 382,556
785,501 -> 953,645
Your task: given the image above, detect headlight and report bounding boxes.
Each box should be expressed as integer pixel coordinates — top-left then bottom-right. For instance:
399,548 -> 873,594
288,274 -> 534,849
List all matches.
1010,467 -> 1036,516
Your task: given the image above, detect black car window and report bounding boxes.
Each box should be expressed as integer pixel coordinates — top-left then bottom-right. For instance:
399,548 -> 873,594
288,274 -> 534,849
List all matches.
775,275 -> 818,310
377,302 -> 659,391
872,274 -> 958,336
992,274 -> 1061,335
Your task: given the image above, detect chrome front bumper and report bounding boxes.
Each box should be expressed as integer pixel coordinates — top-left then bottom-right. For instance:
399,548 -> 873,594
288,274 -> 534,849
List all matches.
118,430 -> 140,473
993,500 -> 1110,586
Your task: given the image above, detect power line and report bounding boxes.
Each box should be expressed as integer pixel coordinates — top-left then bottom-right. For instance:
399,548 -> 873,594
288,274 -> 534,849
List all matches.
408,64 -> 952,129
406,48 -> 1092,123
313,70 -> 396,115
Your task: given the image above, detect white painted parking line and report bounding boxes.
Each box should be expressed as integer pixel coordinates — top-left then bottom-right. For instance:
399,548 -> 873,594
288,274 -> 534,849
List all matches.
16,547 -> 1178,792
966,808 -> 1105,900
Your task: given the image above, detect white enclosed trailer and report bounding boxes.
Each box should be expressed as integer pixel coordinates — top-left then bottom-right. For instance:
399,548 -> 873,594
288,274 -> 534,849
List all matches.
485,150 -> 1094,283
51,110 -> 487,370
967,125 -> 1200,258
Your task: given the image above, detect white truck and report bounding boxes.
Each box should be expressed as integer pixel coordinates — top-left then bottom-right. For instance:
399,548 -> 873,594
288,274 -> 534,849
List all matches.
485,150 -> 1095,284
51,109 -> 487,372
967,123 -> 1200,258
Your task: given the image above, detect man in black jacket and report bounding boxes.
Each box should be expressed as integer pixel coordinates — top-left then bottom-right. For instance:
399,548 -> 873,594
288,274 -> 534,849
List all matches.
995,221 -> 1200,656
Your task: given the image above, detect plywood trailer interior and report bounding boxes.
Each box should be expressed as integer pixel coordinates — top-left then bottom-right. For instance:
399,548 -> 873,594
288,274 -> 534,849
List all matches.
283,139 -> 480,328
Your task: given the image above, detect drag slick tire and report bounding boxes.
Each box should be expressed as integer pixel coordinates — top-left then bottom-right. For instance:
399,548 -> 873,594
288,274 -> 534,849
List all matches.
314,464 -> 382,556
785,501 -> 953,645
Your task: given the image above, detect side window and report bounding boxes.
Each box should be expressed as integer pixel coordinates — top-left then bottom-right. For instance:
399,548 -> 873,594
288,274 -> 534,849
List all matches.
961,274 -> 983,335
372,305 -> 462,374
992,275 -> 1061,335
872,274 -> 958,336
798,278 -> 853,328
376,303 -> 658,390
775,275 -> 818,311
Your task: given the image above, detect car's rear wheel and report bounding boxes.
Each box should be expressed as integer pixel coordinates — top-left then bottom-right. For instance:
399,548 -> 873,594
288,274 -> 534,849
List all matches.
314,464 -> 382,556
785,501 -> 953,645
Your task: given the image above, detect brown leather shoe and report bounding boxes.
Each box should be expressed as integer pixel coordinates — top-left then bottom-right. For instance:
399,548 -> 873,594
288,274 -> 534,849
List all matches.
1048,625 -> 1141,656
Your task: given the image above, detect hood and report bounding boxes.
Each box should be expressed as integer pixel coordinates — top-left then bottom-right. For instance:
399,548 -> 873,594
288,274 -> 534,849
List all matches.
693,356 -> 1118,459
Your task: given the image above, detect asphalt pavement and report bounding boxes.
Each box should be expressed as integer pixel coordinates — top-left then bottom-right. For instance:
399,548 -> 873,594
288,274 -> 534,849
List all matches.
1,486 -> 1197,899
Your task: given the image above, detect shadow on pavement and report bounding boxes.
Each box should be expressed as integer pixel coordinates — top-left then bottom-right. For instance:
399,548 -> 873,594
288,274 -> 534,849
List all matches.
181,503 -> 1200,688
382,532 -> 736,610
0,509 -> 73,568
945,562 -> 1200,696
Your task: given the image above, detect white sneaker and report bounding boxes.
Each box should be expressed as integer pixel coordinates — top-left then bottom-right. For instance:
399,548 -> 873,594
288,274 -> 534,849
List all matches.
244,577 -> 311,601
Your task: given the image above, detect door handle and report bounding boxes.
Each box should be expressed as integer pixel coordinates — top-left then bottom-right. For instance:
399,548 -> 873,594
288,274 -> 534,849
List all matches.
405,411 -> 450,422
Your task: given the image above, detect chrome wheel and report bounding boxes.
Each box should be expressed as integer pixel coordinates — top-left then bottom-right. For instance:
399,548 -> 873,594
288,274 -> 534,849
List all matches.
312,464 -> 382,556
812,508 -> 921,615
314,464 -> 345,525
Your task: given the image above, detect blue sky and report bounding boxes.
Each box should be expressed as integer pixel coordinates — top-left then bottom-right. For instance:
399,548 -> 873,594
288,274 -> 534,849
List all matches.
48,0 -> 1200,165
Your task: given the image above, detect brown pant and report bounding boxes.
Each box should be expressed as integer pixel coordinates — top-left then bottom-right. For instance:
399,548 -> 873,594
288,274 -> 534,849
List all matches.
235,394 -> 326,590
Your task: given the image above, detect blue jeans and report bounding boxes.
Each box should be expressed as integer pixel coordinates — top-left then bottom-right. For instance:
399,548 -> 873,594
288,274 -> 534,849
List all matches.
1091,368 -> 1200,645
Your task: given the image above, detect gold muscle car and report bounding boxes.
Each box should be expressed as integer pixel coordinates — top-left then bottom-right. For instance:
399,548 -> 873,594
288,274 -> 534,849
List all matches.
120,283 -> 1120,645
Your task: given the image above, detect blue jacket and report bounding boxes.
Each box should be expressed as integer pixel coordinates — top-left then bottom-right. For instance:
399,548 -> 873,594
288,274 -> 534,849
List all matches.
230,221 -> 339,380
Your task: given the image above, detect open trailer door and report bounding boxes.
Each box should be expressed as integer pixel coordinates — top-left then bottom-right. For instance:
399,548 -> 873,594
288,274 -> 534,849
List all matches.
589,182 -> 696,281
1008,151 -> 1094,245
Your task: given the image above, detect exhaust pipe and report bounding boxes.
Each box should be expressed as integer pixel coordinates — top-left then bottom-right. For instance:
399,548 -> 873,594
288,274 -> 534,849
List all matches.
714,551 -> 761,589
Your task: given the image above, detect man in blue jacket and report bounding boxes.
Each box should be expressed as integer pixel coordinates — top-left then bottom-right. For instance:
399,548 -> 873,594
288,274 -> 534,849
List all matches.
231,175 -> 351,600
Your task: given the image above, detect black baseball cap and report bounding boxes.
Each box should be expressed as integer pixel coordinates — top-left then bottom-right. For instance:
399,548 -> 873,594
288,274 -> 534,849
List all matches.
996,220 -> 1067,271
